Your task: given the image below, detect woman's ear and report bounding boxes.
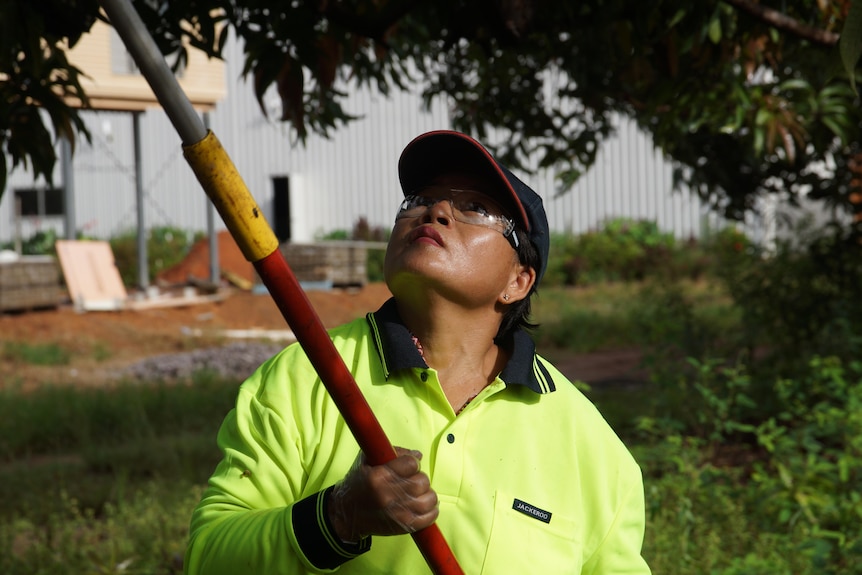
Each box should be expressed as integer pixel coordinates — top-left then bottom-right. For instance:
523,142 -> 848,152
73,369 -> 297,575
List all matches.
502,264 -> 536,304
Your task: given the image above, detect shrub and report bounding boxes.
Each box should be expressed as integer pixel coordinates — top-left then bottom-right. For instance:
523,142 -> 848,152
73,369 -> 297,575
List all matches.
627,281 -> 744,390
543,232 -> 582,286
640,356 -> 862,574
700,224 -> 753,276
746,357 -> 862,573
546,218 -> 678,286
716,225 -> 862,380
2,230 -> 60,255
641,435 -> 805,574
110,226 -> 203,287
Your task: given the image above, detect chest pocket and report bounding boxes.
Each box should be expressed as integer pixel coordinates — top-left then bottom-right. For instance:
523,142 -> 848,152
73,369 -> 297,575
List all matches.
480,489 -> 582,574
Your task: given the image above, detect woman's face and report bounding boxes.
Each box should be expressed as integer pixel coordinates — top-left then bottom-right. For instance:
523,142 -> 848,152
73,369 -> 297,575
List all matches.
383,174 -> 529,308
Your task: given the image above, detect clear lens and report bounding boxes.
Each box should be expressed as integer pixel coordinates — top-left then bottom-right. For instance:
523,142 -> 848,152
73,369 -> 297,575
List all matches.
396,187 -> 515,238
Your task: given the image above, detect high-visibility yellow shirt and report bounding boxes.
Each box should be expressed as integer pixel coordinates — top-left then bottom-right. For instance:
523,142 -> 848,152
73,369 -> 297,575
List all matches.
184,299 -> 650,574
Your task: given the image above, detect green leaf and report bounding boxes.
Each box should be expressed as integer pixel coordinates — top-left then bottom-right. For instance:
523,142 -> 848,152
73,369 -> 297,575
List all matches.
820,116 -> 848,142
819,83 -> 855,99
818,103 -> 850,116
840,0 -> 862,94
778,79 -> 811,93
708,17 -> 722,44
753,126 -> 765,156
668,9 -> 686,29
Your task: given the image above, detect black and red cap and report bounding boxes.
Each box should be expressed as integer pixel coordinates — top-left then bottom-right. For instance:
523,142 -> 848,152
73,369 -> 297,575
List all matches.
398,130 -> 550,285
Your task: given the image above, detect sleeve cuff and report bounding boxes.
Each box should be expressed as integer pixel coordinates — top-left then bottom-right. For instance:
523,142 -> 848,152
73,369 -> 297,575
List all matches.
291,486 -> 372,570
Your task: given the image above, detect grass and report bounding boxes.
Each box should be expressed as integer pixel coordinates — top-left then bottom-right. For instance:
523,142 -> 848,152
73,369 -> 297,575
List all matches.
1,483 -> 202,575
0,372 -> 238,524
531,280 -> 739,354
2,341 -> 71,366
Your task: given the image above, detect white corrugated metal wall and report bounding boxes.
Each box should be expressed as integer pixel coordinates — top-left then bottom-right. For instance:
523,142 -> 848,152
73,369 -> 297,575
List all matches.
0,34 -> 711,246
538,119 -> 709,239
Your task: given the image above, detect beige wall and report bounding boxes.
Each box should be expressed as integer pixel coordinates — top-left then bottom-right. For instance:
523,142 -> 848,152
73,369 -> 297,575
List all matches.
65,19 -> 225,111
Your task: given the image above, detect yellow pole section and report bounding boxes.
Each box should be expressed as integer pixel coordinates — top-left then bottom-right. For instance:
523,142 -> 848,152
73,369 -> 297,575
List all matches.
183,131 -> 279,263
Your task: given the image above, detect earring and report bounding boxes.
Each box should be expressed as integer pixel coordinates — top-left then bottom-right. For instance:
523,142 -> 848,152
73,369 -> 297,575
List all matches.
503,294 -> 510,301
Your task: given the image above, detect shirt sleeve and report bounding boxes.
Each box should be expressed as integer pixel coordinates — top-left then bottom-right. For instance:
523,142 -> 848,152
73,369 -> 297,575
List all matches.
581,467 -> 651,575
182,352 -> 370,575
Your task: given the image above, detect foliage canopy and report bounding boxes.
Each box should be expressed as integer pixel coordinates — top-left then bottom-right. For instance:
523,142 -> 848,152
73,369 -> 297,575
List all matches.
2,0 -> 862,225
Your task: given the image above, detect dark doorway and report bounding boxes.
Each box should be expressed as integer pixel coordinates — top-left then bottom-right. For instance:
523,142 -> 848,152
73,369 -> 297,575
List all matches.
272,176 -> 291,243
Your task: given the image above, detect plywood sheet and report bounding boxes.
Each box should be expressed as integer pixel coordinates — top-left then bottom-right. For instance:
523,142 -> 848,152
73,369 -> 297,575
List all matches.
55,240 -> 128,311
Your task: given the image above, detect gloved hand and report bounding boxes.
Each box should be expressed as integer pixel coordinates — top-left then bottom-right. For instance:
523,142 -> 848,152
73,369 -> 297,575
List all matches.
327,447 -> 439,543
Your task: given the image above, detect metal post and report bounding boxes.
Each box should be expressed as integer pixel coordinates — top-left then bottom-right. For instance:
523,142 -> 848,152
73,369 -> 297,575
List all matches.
61,137 -> 77,240
203,112 -> 220,286
133,111 -> 148,291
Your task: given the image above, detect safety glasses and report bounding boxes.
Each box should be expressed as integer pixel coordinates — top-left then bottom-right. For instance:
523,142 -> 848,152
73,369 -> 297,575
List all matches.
396,187 -> 519,248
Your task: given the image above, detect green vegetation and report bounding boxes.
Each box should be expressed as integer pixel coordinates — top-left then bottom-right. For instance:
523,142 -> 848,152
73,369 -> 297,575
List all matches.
637,356 -> 862,574
3,218 -> 862,573
0,372 -> 236,512
0,229 -> 61,256
2,340 -> 113,367
110,226 -> 205,287
2,342 -> 70,366
7,0 -> 862,238
2,485 -> 201,575
0,372 -> 238,575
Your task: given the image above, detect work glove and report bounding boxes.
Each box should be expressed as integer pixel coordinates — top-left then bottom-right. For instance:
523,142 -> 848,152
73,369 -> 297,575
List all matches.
327,447 -> 439,542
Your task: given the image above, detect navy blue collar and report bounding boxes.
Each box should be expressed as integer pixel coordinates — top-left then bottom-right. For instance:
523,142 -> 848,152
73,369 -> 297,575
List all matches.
366,298 -> 555,394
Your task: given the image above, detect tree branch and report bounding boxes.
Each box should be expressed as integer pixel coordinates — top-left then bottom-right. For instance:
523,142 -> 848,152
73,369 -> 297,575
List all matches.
722,0 -> 839,46
322,0 -> 426,43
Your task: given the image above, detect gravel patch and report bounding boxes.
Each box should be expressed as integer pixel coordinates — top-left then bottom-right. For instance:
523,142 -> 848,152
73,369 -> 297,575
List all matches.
123,341 -> 286,381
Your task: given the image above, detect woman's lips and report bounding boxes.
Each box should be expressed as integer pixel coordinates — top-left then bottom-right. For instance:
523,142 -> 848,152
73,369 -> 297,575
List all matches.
409,226 -> 444,246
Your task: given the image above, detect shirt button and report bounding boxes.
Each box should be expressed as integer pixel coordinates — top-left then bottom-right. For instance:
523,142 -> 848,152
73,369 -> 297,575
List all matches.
420,372 -> 428,382
447,433 -> 455,444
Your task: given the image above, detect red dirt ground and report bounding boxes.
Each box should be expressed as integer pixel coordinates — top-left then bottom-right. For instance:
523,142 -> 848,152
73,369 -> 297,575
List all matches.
1,234 -> 645,389
0,284 -> 395,389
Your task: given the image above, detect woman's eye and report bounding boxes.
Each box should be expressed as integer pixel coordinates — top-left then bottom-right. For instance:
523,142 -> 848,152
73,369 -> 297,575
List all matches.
462,201 -> 491,216
407,196 -> 433,209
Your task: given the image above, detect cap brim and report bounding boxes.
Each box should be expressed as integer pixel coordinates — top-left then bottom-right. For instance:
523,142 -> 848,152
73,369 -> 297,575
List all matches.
398,130 -> 531,232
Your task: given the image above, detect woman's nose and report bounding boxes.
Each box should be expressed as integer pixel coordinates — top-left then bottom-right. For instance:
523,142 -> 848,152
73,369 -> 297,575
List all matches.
421,198 -> 453,225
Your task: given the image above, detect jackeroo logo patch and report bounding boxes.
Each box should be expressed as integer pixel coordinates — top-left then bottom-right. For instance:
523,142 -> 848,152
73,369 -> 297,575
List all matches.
512,498 -> 552,524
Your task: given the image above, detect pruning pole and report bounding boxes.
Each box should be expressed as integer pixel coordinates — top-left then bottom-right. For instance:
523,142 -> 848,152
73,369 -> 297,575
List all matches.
96,1 -> 463,573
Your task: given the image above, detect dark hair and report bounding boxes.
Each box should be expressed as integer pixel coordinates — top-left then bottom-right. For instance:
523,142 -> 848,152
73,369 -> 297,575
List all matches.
496,227 -> 541,341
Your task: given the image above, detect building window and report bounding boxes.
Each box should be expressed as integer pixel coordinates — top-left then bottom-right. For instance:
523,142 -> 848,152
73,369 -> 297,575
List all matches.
14,188 -> 65,217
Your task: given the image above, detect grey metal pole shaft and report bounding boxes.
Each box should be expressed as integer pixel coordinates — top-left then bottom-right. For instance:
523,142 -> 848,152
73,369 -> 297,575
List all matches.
133,111 -> 149,290
61,136 -> 77,240
100,0 -> 206,146
203,112 -> 220,285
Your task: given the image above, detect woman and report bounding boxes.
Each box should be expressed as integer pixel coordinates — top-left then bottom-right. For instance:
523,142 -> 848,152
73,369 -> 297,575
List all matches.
183,130 -> 650,574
